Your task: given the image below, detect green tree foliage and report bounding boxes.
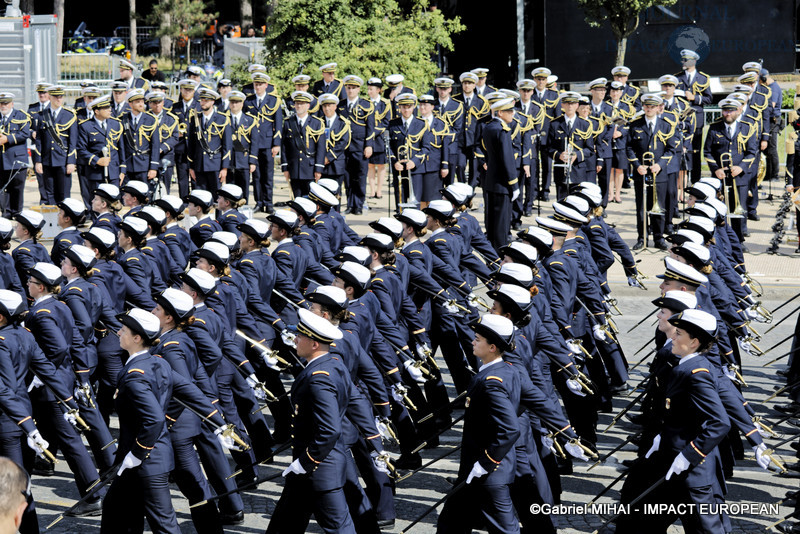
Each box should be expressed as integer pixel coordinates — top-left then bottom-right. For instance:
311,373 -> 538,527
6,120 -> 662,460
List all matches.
575,0 -> 677,65
251,0 -> 464,96
148,0 -> 218,63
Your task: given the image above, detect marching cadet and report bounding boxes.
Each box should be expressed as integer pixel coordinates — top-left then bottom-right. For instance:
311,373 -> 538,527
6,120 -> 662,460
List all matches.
32,84 -> 76,205
100,307 -> 239,534
265,308 -> 356,533
173,79 -> 200,198
737,69 -> 770,223
147,92 -> 180,194
12,210 -> 49,298
417,94 -> 450,209
51,198 -> 86,265
366,77 -> 391,199
312,62 -> 343,98
338,75 -> 375,215
186,189 -> 221,248
660,74 -> 695,216
119,89 -> 159,188
577,97 -> 606,186
0,219 -> 24,301
117,216 -> 166,298
318,93 -> 351,196
676,49 -> 712,184
610,66 -> 641,111
214,184 -> 247,235
148,80 -> 175,111
109,82 -> 130,118
436,314 -> 521,534
77,96 -> 124,215
281,91 -> 324,198
616,309 -> 732,534
0,92 -> 31,217
605,81 -> 635,204
496,89 -> 533,229
215,78 -> 232,113
516,79 -> 546,216
226,90 -> 258,201
470,68 -> 496,97
120,180 -> 149,218
245,72 -> 282,213
547,91 -> 595,201
531,67 -> 560,202
137,206 -> 183,286
285,74 -> 319,114
626,93 -> 680,250
388,93 -> 430,209
453,72 -> 486,188
433,77 -> 463,187
702,98 -> 759,246
116,59 -> 149,92
75,86 -> 100,121
187,87 -> 232,192
481,97 -> 520,250
154,195 -> 194,267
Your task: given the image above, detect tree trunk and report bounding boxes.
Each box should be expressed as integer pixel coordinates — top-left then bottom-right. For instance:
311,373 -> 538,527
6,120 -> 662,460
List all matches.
240,0 -> 253,27
54,0 -> 64,53
129,0 -> 138,62
160,12 -> 171,59
615,36 -> 626,66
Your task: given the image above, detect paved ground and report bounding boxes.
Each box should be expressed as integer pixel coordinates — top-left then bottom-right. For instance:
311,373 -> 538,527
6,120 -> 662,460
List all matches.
19,173 -> 800,532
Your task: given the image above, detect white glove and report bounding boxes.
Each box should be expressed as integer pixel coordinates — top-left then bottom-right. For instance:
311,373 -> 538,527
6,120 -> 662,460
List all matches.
466,293 -> 478,308
665,452 -> 690,480
281,329 -> 297,348
747,305 -> 769,323
374,416 -> 392,442
416,343 -> 431,360
261,351 -> 282,371
645,434 -> 661,458
627,276 -> 643,288
753,443 -> 771,470
722,365 -> 737,382
737,338 -> 758,357
565,440 -> 589,461
566,378 -> 587,397
466,461 -> 488,484
511,189 -> 520,202
214,425 -> 243,451
391,383 -> 408,404
566,339 -> 582,355
73,384 -> 93,409
282,458 -> 306,477
27,375 -> 44,392
444,300 -> 459,314
592,324 -> 606,342
26,430 -> 49,457
246,374 -> 267,401
541,434 -> 554,452
117,451 -> 142,476
752,418 -> 769,438
63,410 -> 78,427
403,360 -> 426,383
370,450 -> 392,475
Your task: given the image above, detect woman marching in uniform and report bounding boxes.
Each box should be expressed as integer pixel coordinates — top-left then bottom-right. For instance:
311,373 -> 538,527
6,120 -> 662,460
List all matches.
13,211 -> 50,299
90,184 -> 123,235
616,309 -> 735,534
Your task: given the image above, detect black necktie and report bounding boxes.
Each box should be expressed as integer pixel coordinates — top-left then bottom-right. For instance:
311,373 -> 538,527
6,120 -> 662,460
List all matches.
233,116 -> 239,130
648,122 -> 654,135
101,121 -> 106,133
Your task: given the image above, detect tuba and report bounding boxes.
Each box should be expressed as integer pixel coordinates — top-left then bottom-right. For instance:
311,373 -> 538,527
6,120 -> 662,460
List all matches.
643,152 -> 663,215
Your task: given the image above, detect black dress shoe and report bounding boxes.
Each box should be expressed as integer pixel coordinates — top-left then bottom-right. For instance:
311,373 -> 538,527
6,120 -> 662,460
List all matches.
610,383 -> 632,395
511,222 -> 522,231
785,462 -> 800,472
795,246 -> 800,254
778,521 -> 800,534
788,419 -> 800,428
748,214 -> 760,221
65,498 -> 102,517
775,403 -> 800,415
632,239 -> 645,251
394,453 -> 422,470
220,510 -> 245,525
740,244 -> 749,253
32,458 -> 54,477
778,369 -> 790,378
654,240 -> 668,251
523,210 -> 533,217
624,413 -> 644,425
352,209 -> 363,215
344,208 -> 353,214
791,443 -> 800,452
743,231 -> 751,238
377,519 -> 396,529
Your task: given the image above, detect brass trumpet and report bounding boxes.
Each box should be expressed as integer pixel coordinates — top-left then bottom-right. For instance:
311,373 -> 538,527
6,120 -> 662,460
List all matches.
720,152 -> 745,218
643,151 -> 663,215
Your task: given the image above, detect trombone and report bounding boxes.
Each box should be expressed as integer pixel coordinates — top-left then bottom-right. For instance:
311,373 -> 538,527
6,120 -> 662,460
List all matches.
720,152 -> 745,218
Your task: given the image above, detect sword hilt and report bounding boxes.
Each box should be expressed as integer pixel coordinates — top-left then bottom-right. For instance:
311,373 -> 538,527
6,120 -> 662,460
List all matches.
223,425 -> 251,451
42,448 -> 58,464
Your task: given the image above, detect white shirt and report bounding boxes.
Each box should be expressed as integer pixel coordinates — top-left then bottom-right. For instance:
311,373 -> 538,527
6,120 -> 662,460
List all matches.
439,98 -> 449,108
431,227 -> 445,237
51,106 -> 61,121
347,98 -> 358,109
464,94 -> 473,107
678,352 -> 700,367
278,237 -> 293,246
565,115 -> 575,130
326,116 -> 335,128
646,119 -> 656,132
296,114 -> 307,128
125,349 -> 151,367
96,119 -> 107,131
131,111 -> 141,126
33,294 -> 54,306
478,357 -> 504,373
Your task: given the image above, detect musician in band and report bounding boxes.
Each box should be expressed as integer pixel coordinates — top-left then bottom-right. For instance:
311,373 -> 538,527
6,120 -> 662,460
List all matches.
280,91 -> 324,198
147,92 -> 180,195
0,92 -> 31,217
547,91 -> 595,201
173,79 -> 201,199
388,93 -> 431,210
187,88 -> 232,193
119,89 -> 159,187
76,96 -> 125,214
32,84 -> 77,205
625,93 -> 680,251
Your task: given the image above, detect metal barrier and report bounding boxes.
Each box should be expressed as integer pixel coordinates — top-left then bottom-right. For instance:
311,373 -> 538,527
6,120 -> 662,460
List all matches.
57,53 -> 122,86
